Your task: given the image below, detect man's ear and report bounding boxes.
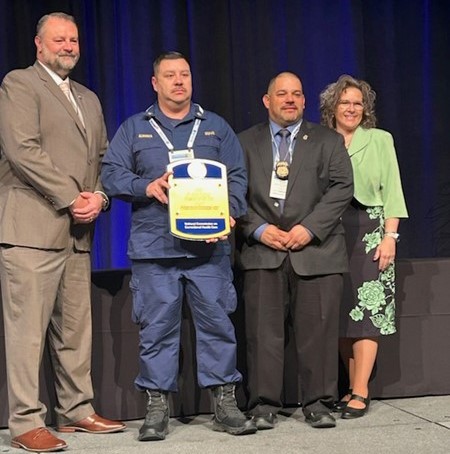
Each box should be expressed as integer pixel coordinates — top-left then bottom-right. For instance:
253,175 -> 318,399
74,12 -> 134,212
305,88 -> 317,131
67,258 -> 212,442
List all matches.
151,76 -> 158,92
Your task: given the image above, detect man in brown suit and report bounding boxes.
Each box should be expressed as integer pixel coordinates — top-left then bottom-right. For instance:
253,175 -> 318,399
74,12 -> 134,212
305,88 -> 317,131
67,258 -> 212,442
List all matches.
0,12 -> 125,452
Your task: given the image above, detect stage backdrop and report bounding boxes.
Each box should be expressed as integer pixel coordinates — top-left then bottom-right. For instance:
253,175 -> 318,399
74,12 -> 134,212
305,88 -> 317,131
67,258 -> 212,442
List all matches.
1,0 -> 449,268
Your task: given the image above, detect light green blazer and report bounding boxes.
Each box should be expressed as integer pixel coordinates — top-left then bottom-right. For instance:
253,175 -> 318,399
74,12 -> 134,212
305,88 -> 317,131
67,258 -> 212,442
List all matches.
348,126 -> 408,219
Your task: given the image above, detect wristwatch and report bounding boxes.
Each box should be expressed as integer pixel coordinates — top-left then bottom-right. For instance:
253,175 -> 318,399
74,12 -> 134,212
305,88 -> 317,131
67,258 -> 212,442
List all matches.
94,191 -> 110,211
385,232 -> 400,242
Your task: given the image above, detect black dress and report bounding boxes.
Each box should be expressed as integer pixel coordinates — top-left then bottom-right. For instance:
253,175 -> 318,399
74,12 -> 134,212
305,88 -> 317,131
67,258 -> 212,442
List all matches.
340,199 -> 396,338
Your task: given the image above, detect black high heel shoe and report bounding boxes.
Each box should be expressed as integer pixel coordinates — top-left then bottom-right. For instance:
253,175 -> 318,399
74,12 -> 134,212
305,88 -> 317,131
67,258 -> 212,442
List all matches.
332,389 -> 352,412
341,394 -> 370,419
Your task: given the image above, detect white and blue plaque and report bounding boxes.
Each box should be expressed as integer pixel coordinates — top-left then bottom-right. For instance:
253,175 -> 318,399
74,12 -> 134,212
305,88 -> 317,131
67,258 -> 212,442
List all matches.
167,159 -> 230,240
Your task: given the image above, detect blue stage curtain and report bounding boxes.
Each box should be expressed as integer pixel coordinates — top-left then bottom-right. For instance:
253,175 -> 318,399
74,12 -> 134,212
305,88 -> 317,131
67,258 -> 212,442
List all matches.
1,0 -> 450,268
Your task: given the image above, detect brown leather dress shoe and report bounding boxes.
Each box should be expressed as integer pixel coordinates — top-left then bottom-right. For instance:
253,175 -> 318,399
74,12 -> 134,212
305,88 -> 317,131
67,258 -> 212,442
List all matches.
57,413 -> 126,434
11,427 -> 67,452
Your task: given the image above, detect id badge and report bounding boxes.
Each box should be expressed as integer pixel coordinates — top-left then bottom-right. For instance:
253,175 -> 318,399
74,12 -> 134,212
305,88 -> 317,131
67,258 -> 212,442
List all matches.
269,171 -> 288,200
169,148 -> 195,163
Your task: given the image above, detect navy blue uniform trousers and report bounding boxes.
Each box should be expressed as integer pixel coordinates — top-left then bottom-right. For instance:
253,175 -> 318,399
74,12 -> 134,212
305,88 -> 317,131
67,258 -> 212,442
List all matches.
131,255 -> 242,392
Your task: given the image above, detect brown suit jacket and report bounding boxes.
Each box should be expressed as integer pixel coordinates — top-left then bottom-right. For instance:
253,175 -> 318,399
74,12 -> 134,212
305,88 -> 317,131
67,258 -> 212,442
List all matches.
0,61 -> 107,251
237,120 -> 353,276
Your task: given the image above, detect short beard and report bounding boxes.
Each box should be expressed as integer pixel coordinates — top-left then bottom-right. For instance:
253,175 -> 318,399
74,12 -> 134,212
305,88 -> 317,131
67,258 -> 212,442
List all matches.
40,47 -> 79,78
55,55 -> 79,73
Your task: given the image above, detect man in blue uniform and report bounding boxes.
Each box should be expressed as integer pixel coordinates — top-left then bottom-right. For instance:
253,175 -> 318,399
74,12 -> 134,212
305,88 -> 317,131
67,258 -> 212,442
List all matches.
101,52 -> 256,440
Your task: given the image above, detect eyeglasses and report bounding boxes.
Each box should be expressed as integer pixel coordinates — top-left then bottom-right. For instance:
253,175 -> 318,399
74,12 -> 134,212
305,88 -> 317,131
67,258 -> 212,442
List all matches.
338,100 -> 364,111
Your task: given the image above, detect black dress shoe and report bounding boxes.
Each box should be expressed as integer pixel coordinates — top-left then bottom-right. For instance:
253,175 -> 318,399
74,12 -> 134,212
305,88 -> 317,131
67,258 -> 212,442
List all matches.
304,412 -> 336,428
341,394 -> 370,419
253,413 -> 277,430
333,400 -> 348,412
332,389 -> 352,413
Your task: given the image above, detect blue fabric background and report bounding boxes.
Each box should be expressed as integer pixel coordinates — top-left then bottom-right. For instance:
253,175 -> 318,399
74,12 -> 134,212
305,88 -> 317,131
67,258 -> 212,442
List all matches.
1,0 -> 449,268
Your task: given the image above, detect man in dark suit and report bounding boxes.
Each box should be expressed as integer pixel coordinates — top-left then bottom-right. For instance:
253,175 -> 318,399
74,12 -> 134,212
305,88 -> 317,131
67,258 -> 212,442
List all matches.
238,72 -> 353,429
0,12 -> 125,452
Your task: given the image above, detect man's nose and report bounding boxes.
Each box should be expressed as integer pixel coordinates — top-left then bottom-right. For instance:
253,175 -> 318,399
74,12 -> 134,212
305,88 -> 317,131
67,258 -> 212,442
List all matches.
284,93 -> 295,102
62,41 -> 74,52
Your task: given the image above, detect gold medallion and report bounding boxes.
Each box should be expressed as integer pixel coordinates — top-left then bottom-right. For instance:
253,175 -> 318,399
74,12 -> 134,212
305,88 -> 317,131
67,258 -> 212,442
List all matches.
275,161 -> 289,180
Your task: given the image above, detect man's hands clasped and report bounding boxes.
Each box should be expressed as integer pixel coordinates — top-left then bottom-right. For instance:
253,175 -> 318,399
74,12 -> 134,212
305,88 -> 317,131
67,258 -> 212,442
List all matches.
261,224 -> 313,251
70,192 -> 104,224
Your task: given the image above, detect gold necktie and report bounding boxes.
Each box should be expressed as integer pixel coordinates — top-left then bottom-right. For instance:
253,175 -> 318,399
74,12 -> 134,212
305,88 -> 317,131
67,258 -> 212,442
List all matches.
59,80 -> 85,127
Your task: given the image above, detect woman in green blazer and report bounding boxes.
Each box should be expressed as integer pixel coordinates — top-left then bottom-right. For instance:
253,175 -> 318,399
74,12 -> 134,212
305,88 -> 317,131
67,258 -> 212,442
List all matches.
319,75 -> 408,418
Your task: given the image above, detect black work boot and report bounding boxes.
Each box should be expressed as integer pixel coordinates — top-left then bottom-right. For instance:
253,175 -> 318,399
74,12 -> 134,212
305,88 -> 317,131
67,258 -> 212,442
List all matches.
138,389 -> 169,441
212,384 -> 257,435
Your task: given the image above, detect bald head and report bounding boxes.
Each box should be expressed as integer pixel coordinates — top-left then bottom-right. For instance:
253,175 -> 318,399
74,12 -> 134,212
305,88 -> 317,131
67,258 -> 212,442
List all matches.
263,72 -> 305,127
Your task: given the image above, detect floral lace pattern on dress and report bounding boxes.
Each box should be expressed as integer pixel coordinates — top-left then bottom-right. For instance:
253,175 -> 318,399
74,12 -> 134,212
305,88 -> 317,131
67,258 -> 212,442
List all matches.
349,206 -> 396,335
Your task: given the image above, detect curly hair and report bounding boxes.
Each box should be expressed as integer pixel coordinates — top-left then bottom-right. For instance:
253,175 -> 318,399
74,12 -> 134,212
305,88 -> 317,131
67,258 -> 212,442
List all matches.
319,75 -> 377,129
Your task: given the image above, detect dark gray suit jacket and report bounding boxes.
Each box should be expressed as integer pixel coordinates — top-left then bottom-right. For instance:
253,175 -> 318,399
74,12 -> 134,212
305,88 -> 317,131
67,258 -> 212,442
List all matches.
238,120 -> 353,276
